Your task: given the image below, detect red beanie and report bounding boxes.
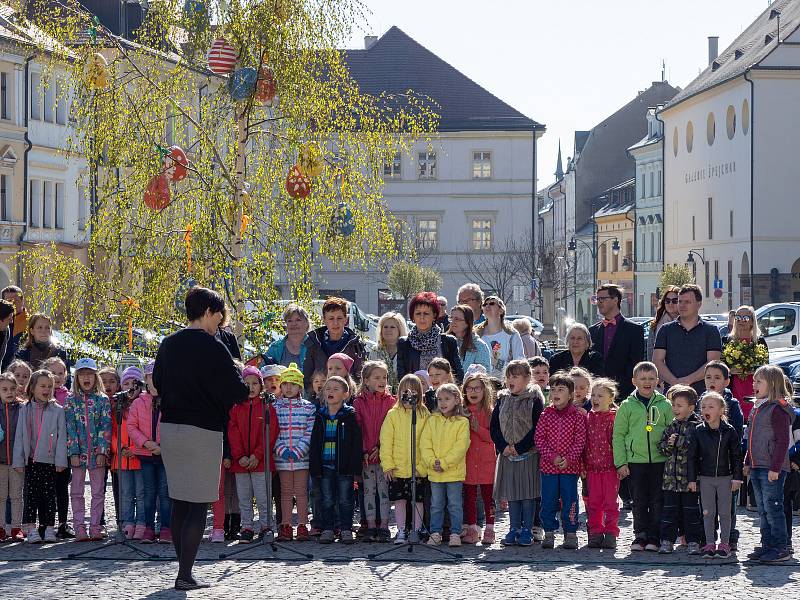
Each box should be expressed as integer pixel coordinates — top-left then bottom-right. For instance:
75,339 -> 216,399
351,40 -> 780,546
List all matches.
328,352 -> 354,373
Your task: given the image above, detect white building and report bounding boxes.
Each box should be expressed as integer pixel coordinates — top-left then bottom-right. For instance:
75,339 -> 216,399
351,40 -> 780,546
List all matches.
660,0 -> 800,309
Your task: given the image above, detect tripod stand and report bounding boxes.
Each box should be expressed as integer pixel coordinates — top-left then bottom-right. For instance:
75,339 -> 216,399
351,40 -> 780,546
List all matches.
368,390 -> 461,561
219,394 -> 312,560
68,384 -> 161,560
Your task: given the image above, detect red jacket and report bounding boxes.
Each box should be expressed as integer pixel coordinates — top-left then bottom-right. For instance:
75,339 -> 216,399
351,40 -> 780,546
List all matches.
534,403 -> 586,475
353,389 -> 396,464
228,396 -> 278,474
110,397 -> 140,471
465,403 -> 495,485
583,408 -> 617,473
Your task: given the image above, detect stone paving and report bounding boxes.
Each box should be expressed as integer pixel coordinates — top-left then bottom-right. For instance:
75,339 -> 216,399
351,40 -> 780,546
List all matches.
0,490 -> 798,599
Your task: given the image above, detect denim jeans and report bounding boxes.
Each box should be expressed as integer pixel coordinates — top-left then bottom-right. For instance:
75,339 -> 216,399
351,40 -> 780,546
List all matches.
430,481 -> 463,535
750,468 -> 788,551
118,469 -> 144,526
508,499 -> 534,531
540,473 -> 580,533
319,470 -> 354,531
137,459 -> 171,529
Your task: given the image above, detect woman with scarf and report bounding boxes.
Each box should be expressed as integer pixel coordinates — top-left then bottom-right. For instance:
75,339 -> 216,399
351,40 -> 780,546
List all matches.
16,313 -> 72,386
397,292 -> 464,384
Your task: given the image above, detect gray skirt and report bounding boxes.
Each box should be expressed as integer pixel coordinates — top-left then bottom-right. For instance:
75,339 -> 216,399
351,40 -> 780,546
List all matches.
493,450 -> 541,502
160,422 -> 222,503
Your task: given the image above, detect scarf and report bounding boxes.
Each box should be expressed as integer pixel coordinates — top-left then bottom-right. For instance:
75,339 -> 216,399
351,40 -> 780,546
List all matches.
29,340 -> 56,369
498,386 -> 541,447
408,325 -> 441,371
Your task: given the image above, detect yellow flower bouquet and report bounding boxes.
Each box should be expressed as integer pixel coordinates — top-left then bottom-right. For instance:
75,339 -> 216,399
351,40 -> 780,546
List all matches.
722,339 -> 769,375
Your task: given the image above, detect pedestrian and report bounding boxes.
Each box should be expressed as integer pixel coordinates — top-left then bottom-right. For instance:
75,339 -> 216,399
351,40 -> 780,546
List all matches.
425,357 -> 455,412
688,391 -> 743,559
41,356 -> 72,539
311,376 -> 362,545
447,305 -> 491,373
9,360 -> 31,400
584,377 -> 620,549
535,372 -> 586,550
491,359 -> 545,547
529,356 -> 551,401
42,357 -> 69,407
327,352 -> 356,397
784,400 -> 800,554
461,369 -> 496,545
512,318 -> 542,359
657,385 -> 703,555
569,367 -> 593,413
722,305 -> 768,405
353,361 -> 395,543
13,369 -> 67,543
109,369 -> 143,541
264,304 -> 310,368
646,286 -> 680,362
421,383 -> 470,548
0,299 -> 14,372
379,374 -> 430,545
0,286 -> 27,371
549,324 -> 603,377
435,296 -> 450,332
369,312 -> 406,393
457,283 -> 485,325
0,372 -> 24,541
744,365 -> 795,563
15,313 -> 71,377
65,358 -> 111,542
476,296 -> 524,379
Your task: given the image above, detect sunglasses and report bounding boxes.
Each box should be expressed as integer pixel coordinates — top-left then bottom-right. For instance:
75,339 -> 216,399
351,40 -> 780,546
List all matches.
735,315 -> 752,322
664,297 -> 678,304
483,301 -> 498,307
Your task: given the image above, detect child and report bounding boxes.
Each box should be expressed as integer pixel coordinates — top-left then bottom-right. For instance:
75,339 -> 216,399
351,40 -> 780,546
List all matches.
310,376 -> 362,544
309,370 -> 327,409
42,357 -> 69,407
12,370 -> 67,543
421,383 -> 470,548
380,374 -> 430,544
65,358 -> 111,541
327,353 -> 357,395
259,363 -> 283,534
462,371 -> 496,545
228,366 -> 278,543
612,361 -> 671,552
569,367 -> 593,413
688,391 -> 742,558
273,362 -> 315,542
260,364 -> 285,398
529,356 -> 550,402
127,361 -> 171,544
98,367 -> 121,398
9,360 -> 31,400
584,378 -> 620,549
491,359 -> 545,547
425,358 -> 455,412
42,356 -> 73,539
535,372 -> 587,550
353,361 -> 396,543
0,372 -> 24,541
110,367 -> 144,540
657,385 -> 703,555
743,364 -> 794,563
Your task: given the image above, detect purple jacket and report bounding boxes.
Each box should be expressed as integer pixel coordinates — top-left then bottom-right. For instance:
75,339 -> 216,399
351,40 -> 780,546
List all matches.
745,398 -> 794,473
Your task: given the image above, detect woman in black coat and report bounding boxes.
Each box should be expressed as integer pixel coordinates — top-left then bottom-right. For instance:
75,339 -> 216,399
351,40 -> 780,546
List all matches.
397,291 -> 464,383
549,323 -> 604,376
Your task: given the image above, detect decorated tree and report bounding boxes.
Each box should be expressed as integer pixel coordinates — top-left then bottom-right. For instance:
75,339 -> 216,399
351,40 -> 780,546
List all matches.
16,0 -> 438,352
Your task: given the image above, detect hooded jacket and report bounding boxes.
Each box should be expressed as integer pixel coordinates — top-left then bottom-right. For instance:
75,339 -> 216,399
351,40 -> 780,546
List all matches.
535,402 -> 587,475
273,396 -> 316,471
309,403 -> 362,477
353,389 -> 396,464
379,403 -> 430,479
0,400 -> 22,465
688,419 -> 743,482
13,399 -> 68,468
658,412 -> 702,492
65,391 -> 112,468
420,412 -> 471,483
126,392 -> 163,459
302,326 -> 366,396
612,391 -> 672,467
228,396 -> 278,474
745,398 -> 795,473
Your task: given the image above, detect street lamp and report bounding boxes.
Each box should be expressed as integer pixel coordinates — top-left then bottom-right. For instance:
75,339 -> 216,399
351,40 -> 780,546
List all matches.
686,249 -> 705,264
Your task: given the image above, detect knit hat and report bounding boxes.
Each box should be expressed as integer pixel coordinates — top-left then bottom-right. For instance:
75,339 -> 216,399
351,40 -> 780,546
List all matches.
143,360 -> 156,376
242,365 -> 263,382
261,364 -> 286,379
280,362 -> 304,387
327,352 -> 354,373
121,366 -> 144,384
464,364 -> 488,380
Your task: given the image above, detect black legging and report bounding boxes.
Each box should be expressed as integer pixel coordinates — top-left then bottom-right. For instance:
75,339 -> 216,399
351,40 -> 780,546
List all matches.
171,499 -> 207,583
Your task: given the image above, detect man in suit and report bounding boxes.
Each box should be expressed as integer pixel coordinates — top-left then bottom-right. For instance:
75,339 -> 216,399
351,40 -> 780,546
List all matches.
589,284 -> 645,399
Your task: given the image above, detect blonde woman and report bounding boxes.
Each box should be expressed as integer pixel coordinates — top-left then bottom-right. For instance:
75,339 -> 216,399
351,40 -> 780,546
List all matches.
722,305 -> 767,405
370,312 -> 407,393
475,296 -> 524,378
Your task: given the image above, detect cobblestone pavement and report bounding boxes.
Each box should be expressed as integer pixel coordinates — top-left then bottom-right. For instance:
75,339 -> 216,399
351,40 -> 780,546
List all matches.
0,489 -> 797,599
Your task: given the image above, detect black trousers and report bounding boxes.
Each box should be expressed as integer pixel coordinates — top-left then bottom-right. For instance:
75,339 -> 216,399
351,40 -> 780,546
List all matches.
660,489 -> 702,544
23,461 -> 57,527
55,467 -> 70,524
628,462 -> 664,545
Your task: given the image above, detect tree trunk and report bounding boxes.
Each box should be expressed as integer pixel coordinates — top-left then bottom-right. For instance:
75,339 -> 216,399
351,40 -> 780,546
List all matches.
230,106 -> 248,342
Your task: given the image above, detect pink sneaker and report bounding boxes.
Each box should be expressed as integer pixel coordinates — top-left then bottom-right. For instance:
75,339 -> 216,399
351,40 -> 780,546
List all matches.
210,528 -> 225,543
157,527 -> 172,544
140,528 -> 156,544
133,524 -> 146,540
89,526 -> 104,541
123,524 -> 135,539
75,525 -> 89,542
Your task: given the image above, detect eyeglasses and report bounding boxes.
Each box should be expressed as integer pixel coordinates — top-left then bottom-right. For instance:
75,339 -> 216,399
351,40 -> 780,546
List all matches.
595,296 -> 613,302
664,297 -> 679,304
458,297 -> 478,304
735,315 -> 752,322
465,385 -> 484,393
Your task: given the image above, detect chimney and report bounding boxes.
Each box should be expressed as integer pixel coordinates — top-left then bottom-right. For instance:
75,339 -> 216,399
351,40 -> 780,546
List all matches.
364,35 -> 378,50
708,36 -> 719,66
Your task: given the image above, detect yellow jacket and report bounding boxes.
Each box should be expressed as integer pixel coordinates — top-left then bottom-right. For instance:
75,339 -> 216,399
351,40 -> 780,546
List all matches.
420,413 -> 471,483
380,405 -> 429,479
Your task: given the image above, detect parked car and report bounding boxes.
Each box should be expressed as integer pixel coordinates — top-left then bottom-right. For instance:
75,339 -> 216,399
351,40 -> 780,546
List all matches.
769,345 -> 800,375
788,361 -> 800,400
756,303 -> 800,349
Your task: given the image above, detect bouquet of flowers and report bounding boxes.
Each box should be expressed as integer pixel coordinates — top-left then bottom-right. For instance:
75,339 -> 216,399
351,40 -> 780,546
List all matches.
722,339 -> 769,375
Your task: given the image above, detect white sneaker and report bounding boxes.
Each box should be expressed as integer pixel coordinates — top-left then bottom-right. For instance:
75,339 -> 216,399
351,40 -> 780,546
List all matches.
27,526 -> 42,544
43,526 -> 57,543
427,532 -> 442,546
448,533 -> 462,547
394,530 -> 407,545
533,526 -> 545,543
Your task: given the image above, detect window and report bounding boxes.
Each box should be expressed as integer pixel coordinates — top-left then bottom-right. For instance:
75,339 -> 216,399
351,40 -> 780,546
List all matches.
692,215 -> 696,241
55,182 -> 64,229
649,172 -> 654,197
625,240 -> 633,269
78,182 -> 88,230
418,151 -> 436,180
686,121 -> 694,153
657,231 -> 662,260
650,232 -> 655,263
726,105 -> 736,139
730,210 -> 734,237
640,173 -> 645,199
30,72 -> 41,121
0,72 -> 7,120
0,174 -> 8,221
705,261 -> 710,298
727,260 -> 733,310
417,219 -> 438,250
657,170 -> 662,195
43,181 -> 52,228
640,232 -> 646,261
707,112 -> 715,146
55,77 -> 67,125
383,152 -> 401,180
29,179 -> 40,227
708,197 -> 713,240
758,308 -> 797,337
714,259 -> 719,282
471,219 -> 492,251
600,244 -> 607,273
43,80 -> 54,123
472,152 -> 491,179
165,107 -> 175,146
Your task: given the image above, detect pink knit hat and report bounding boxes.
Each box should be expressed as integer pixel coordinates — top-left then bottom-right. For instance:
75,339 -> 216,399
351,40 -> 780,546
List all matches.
327,352 -> 354,373
241,365 -> 263,382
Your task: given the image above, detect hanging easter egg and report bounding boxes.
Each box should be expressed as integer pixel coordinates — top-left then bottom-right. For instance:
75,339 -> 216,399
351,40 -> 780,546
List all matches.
228,67 -> 258,101
207,38 -> 237,75
84,52 -> 109,89
333,201 -> 355,237
143,173 -> 171,211
285,164 -> 311,199
163,146 -> 189,182
298,142 -> 324,178
254,66 -> 277,105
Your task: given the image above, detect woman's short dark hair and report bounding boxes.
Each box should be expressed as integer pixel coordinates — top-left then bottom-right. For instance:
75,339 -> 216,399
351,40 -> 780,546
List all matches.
185,286 -> 225,321
0,299 -> 13,320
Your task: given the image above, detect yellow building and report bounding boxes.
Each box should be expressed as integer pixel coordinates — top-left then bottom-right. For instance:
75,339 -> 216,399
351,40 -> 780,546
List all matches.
593,178 -> 636,315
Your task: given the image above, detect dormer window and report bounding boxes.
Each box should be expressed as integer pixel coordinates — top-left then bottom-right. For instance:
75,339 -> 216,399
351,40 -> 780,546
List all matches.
735,49 -> 744,59
711,60 -> 721,71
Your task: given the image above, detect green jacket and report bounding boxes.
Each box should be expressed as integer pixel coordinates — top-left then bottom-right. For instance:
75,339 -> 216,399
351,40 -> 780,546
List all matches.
612,391 -> 672,467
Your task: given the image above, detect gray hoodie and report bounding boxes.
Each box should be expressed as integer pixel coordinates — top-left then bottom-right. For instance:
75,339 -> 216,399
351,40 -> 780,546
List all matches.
13,399 -> 68,469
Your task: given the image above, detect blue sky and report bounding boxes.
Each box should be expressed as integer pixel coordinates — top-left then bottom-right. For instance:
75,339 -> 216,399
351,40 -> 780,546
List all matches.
348,0 -> 775,187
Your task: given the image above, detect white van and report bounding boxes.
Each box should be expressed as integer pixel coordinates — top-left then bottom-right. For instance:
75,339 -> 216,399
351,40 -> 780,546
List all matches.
755,303 -> 800,349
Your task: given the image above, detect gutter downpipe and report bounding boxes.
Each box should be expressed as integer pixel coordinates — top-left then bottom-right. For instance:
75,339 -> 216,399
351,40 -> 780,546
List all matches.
18,54 -> 34,286
743,69 -> 755,305
654,109 -> 666,290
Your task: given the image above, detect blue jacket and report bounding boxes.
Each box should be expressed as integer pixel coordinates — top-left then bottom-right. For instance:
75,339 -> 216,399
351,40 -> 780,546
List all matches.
461,334 -> 491,373
265,335 -> 308,368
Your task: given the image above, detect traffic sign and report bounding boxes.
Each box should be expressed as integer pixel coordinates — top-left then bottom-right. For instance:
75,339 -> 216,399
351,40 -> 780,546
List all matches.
713,288 -> 723,299
713,279 -> 724,289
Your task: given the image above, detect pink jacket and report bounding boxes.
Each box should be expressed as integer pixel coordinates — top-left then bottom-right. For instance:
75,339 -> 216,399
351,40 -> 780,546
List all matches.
534,403 -> 586,475
54,386 -> 69,408
126,392 -> 161,457
353,390 -> 396,464
583,408 -> 617,473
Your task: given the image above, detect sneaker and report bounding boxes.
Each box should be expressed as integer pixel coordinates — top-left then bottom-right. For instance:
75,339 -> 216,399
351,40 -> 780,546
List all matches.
408,529 -> 421,544
658,541 -> 674,554
501,528 -> 519,546
361,528 -> 376,543
759,548 -> 791,563
158,527 -> 172,544
481,528 -> 496,546
26,526 -> 42,544
43,526 -> 57,543
601,534 -> 617,549
123,524 -> 135,540
319,530 -> 335,544
588,534 -> 604,549
133,524 -> 146,540
630,539 -> 646,552
687,542 -> 702,556
340,530 -> 355,545
542,531 -> 555,550
645,543 -> 659,552
377,528 -> 391,543
427,532 -> 442,546
296,524 -> 310,541
75,525 -> 89,542
57,523 -> 75,539
462,527 -> 481,545
394,530 -> 407,545
747,547 -> 767,560
518,528 -> 533,546
448,533 -> 462,547
239,529 -> 255,544
730,540 -> 738,553
715,543 -> 732,558
702,543 -> 716,558
533,526 -> 545,543
276,524 -> 292,542
140,528 -> 156,544
210,528 -> 225,543
10,528 -> 24,542
562,532 -> 579,550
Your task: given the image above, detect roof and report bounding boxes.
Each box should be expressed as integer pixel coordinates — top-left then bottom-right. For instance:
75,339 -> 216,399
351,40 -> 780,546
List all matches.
666,0 -> 800,108
627,132 -> 662,152
594,198 -> 636,219
343,27 -> 543,132
575,220 -> 594,237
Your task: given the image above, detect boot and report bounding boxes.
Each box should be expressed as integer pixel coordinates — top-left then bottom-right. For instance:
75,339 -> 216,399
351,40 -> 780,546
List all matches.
228,513 -> 241,541
223,514 -> 231,539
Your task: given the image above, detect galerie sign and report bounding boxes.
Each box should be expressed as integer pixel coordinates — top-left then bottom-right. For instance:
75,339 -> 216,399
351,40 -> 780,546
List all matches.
684,160 -> 737,184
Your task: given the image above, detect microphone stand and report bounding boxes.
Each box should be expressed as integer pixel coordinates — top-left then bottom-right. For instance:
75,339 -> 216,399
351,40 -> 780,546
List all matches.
219,393 -> 312,560
68,384 -> 160,560
368,390 -> 461,561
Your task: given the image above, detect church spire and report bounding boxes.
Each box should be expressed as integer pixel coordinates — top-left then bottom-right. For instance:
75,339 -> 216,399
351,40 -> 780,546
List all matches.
555,139 -> 564,180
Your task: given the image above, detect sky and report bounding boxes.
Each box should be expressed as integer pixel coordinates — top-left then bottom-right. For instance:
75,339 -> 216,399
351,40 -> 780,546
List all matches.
346,0 -> 776,187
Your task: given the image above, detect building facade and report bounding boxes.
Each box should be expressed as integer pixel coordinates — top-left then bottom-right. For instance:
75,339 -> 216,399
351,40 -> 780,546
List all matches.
593,179 -> 636,316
